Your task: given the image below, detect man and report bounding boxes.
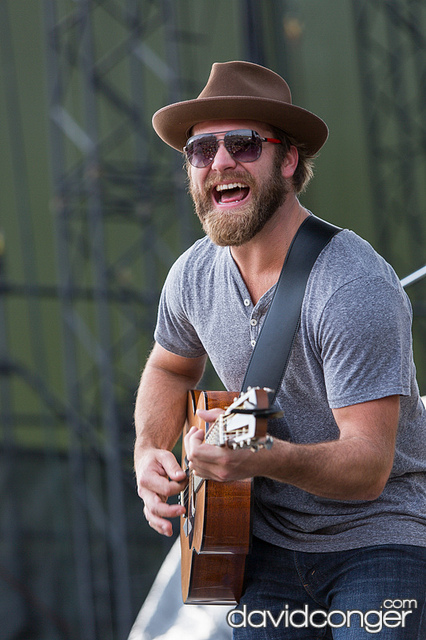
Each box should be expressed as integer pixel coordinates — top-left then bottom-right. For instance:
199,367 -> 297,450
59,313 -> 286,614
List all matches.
134,61 -> 426,638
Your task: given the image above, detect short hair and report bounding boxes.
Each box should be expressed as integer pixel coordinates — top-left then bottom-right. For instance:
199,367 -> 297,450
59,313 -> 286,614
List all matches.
270,126 -> 315,194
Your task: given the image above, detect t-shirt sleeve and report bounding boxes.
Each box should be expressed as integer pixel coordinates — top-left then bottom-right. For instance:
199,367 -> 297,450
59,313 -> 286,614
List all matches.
154,258 -> 206,358
317,276 -> 413,408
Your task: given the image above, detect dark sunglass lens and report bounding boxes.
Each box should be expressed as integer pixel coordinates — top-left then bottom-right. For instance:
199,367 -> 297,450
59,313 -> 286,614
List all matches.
186,136 -> 218,167
225,133 -> 261,162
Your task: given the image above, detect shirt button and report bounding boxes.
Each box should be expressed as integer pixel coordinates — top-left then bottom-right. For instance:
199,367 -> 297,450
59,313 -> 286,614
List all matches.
251,339 -> 256,347
250,318 -> 257,326
244,298 -> 251,306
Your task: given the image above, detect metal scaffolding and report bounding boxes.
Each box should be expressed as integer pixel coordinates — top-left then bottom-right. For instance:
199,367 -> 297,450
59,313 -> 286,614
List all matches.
1,1 -> 425,639
351,0 -> 426,383
40,1 -> 271,638
41,2 -> 198,638
0,0 -> 275,637
351,0 -> 426,278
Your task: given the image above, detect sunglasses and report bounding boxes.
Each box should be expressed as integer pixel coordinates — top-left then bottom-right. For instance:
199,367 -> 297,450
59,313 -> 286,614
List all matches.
184,129 -> 282,168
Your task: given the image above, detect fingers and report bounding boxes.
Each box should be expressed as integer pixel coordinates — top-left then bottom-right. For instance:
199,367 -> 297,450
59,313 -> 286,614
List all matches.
157,449 -> 187,485
136,449 -> 186,500
196,407 -> 224,422
143,493 -> 185,537
135,448 -> 187,537
184,426 -> 255,482
184,426 -> 222,478
185,407 -> 225,466
185,425 -> 204,442
184,426 -> 205,465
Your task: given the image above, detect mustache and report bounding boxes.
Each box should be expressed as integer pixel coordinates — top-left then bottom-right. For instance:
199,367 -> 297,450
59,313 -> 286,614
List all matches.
202,170 -> 256,192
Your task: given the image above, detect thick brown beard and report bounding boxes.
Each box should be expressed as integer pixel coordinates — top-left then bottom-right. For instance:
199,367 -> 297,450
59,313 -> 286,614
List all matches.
189,163 -> 290,246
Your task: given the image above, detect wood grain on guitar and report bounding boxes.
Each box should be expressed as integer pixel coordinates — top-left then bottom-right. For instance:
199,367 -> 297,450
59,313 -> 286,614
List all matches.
179,387 -> 274,605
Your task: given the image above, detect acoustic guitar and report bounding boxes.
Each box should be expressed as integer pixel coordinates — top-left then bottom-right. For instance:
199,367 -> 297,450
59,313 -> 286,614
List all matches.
179,387 -> 276,605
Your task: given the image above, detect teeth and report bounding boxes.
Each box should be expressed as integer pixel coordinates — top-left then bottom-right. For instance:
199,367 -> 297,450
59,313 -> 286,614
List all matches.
215,182 -> 247,192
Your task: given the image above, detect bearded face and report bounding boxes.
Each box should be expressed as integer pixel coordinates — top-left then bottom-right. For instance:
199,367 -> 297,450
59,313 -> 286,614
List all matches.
188,157 -> 290,247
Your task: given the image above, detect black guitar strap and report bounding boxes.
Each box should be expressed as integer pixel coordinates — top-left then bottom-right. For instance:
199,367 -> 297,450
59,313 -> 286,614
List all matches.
241,215 -> 341,403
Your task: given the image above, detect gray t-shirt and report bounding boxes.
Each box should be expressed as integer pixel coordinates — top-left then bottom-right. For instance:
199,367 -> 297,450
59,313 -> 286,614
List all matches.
154,223 -> 426,552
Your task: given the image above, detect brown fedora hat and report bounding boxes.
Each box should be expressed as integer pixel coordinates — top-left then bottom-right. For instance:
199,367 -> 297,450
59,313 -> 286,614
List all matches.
152,61 -> 328,155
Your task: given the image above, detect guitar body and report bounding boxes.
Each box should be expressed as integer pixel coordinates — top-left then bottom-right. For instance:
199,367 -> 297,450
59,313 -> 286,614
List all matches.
180,389 -> 269,605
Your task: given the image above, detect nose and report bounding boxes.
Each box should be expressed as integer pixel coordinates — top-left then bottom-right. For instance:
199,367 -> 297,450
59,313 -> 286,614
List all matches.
210,139 -> 237,171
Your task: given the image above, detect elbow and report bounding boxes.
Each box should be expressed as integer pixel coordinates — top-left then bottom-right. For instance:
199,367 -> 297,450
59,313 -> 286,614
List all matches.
347,439 -> 395,501
356,468 -> 392,501
361,485 -> 385,502
368,451 -> 395,500
341,454 -> 394,501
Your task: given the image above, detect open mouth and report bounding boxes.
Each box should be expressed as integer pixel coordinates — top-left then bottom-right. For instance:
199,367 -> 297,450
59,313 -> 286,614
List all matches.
213,182 -> 250,205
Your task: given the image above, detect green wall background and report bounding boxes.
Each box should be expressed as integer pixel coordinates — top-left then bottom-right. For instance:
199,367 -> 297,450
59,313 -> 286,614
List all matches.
0,1 -> 425,639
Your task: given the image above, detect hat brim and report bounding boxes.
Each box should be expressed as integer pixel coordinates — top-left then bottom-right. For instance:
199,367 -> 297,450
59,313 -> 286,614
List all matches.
152,96 -> 328,156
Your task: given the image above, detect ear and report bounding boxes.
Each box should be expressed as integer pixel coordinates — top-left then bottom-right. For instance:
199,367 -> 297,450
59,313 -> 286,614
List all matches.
281,145 -> 299,179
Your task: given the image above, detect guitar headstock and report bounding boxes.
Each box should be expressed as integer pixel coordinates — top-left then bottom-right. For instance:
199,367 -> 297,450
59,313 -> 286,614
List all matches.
209,387 -> 281,451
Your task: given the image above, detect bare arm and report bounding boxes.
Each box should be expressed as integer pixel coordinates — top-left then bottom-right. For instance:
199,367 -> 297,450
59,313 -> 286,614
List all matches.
186,394 -> 399,501
134,342 -> 206,536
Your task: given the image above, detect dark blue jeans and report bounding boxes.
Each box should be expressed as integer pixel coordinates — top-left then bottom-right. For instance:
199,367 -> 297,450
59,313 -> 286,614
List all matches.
230,536 -> 426,639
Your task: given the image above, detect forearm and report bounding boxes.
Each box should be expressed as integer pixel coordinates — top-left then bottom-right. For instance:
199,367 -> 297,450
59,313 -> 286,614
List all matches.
257,435 -> 393,500
133,344 -> 206,535
189,395 -> 398,501
250,395 -> 397,499
134,344 -> 206,451
134,363 -> 190,454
